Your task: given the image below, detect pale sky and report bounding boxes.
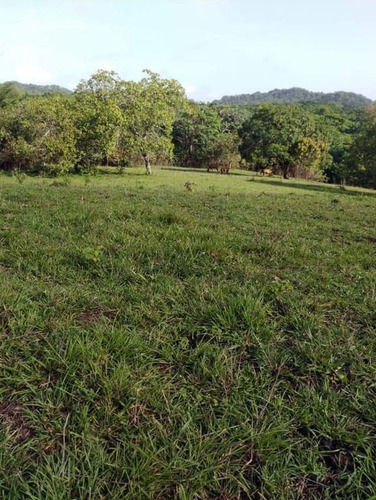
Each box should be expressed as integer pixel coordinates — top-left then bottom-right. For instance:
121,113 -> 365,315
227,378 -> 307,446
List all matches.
0,0 -> 375,101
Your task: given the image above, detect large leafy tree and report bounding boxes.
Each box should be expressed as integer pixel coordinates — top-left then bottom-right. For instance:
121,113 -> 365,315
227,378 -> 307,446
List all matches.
239,104 -> 330,179
173,103 -> 240,168
213,104 -> 253,133
173,103 -> 223,167
0,95 -> 77,174
305,104 -> 361,185
349,105 -> 376,188
118,70 -> 186,174
73,70 -> 123,169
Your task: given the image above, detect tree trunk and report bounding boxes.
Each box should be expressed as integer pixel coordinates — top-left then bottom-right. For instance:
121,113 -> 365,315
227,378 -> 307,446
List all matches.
281,163 -> 289,179
143,154 -> 151,174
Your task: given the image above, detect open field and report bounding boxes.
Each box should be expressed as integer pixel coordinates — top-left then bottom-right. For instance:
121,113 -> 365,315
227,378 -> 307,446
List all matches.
0,167 -> 375,499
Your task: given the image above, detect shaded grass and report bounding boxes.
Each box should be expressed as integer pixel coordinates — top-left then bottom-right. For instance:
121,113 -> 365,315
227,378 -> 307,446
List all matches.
0,167 -> 375,499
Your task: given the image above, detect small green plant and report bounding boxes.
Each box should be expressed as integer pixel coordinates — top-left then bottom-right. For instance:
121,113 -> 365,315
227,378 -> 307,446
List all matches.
12,169 -> 27,184
117,158 -> 131,175
82,245 -> 104,264
50,175 -> 71,187
184,181 -> 195,191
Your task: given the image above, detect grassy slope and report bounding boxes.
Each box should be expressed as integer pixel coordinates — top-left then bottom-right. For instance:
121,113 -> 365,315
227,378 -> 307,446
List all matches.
0,168 -> 375,499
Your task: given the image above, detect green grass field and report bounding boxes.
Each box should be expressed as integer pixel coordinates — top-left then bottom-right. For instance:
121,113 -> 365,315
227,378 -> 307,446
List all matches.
0,167 -> 375,499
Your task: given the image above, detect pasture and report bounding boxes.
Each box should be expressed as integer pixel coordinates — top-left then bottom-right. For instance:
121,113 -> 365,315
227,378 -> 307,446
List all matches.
0,167 -> 375,499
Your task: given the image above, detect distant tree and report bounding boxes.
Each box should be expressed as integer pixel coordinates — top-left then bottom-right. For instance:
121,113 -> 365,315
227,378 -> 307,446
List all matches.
173,103 -> 222,166
303,104 -> 362,184
0,83 -> 26,108
212,105 -> 253,133
206,131 -> 240,170
239,104 -> 331,179
173,103 -> 240,168
349,105 -> 376,188
213,88 -> 373,109
0,81 -> 71,97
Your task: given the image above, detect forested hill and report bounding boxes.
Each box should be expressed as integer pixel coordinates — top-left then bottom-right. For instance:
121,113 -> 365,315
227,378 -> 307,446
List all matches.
213,87 -> 373,109
0,81 -> 72,96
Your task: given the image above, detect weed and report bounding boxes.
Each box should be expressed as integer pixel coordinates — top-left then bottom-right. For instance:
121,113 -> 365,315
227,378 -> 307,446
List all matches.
12,169 -> 27,184
82,245 -> 104,264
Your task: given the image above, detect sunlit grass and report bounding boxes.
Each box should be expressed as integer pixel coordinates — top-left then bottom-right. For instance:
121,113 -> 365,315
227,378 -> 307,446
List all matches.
0,167 -> 375,499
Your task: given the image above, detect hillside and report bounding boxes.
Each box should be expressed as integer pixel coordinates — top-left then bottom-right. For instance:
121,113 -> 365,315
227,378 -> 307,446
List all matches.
0,81 -> 72,96
213,87 -> 373,109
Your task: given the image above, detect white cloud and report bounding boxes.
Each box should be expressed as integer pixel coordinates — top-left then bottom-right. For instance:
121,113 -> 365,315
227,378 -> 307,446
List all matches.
183,84 -> 197,97
14,64 -> 54,84
185,85 -> 221,102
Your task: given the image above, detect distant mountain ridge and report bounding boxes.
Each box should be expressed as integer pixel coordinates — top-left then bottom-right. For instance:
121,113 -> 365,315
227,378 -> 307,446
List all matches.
213,87 -> 373,109
0,81 -> 72,96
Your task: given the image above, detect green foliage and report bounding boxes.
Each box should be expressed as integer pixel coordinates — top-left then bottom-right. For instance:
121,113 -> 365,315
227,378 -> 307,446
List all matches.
173,102 -> 240,168
300,104 -> 364,184
118,70 -> 186,173
207,130 -> 240,169
0,82 -> 26,108
240,104 -> 331,178
173,103 -> 222,166
72,69 -> 186,174
0,80 -> 72,97
0,72 -> 373,188
349,104 -> 376,188
214,87 -> 373,109
213,104 -> 253,132
0,70 -> 187,176
0,95 -> 77,174
82,245 -> 104,265
73,70 -> 123,169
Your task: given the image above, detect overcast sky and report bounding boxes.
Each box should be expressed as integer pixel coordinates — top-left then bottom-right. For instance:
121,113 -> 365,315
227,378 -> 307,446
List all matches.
0,0 -> 375,101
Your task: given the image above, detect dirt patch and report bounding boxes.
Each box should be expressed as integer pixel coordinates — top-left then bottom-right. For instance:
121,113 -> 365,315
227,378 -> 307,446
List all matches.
75,308 -> 117,325
128,402 -> 150,427
0,400 -> 34,443
153,362 -> 175,375
364,235 -> 376,244
355,235 -> 376,244
295,474 -> 328,498
0,305 -> 11,336
319,437 -> 355,475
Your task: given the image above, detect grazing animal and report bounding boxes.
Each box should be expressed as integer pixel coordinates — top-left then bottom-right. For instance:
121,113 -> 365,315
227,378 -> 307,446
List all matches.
261,168 -> 273,176
207,165 -> 219,173
254,164 -> 272,176
220,166 -> 230,174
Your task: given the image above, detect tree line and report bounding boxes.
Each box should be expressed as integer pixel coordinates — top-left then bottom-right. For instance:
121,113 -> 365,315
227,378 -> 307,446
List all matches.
0,70 -> 375,188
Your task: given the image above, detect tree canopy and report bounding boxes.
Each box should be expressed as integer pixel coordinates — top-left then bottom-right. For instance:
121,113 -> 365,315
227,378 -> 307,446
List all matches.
172,102 -> 240,169
239,105 -> 331,179
118,70 -> 186,174
0,95 -> 76,174
349,104 -> 376,188
0,71 -> 375,188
